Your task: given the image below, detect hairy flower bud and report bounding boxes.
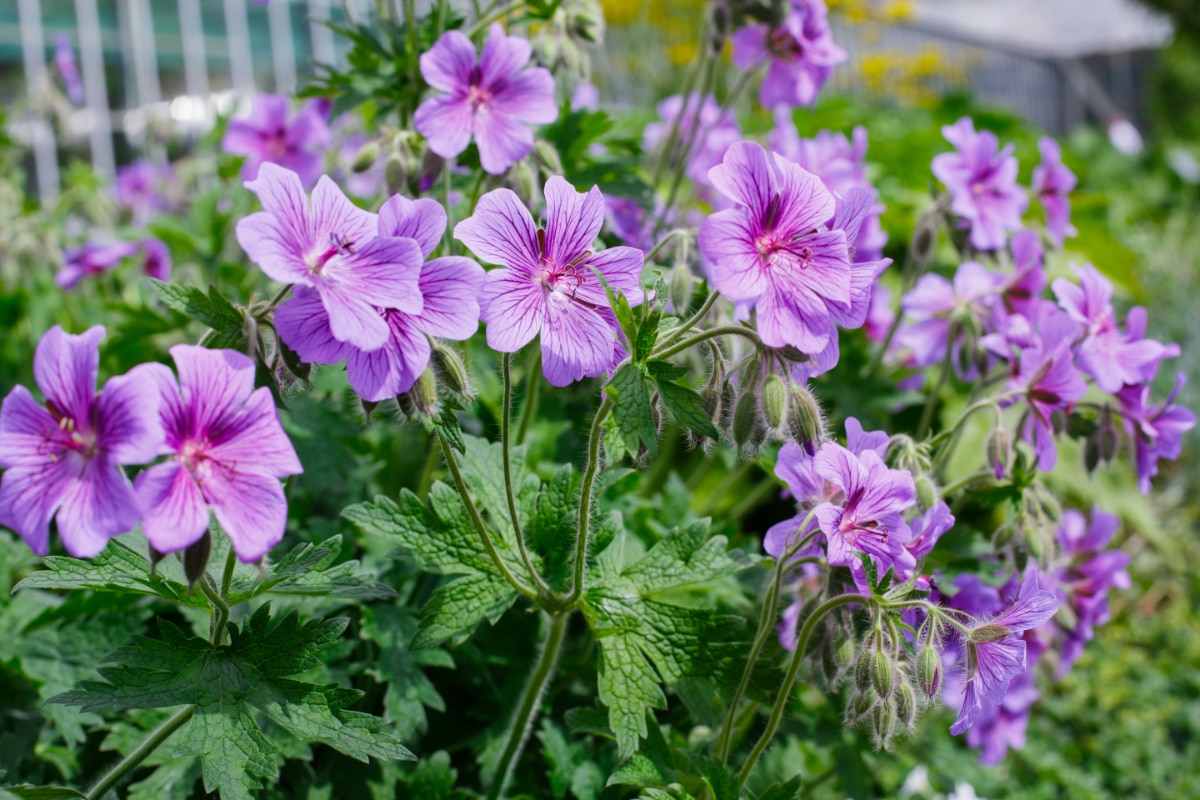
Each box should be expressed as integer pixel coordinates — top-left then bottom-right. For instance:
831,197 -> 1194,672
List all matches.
514,161 -> 537,205
915,474 -> 938,511
668,260 -> 694,312
182,529 -> 213,587
762,374 -> 787,431
431,343 -> 471,398
871,650 -> 894,700
786,384 -> 823,453
854,647 -> 874,694
733,390 -> 760,449
917,646 -> 942,698
837,637 -> 855,668
871,697 -> 898,750
532,140 -> 564,177
969,623 -> 1011,644
385,155 -> 407,196
895,678 -> 918,733
352,141 -> 380,173
987,426 -> 1011,478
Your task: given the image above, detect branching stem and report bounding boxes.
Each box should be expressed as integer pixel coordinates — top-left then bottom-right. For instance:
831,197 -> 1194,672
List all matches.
502,353 -> 551,598
87,705 -> 195,800
564,396 -> 613,606
652,325 -> 760,361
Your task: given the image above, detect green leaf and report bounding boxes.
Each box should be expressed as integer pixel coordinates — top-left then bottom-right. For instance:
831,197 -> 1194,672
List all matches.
606,363 -> 658,456
49,605 -> 413,800
591,269 -> 639,348
607,754 -> 667,788
362,605 -> 453,741
0,788 -> 87,800
539,719 -> 605,800
635,296 -> 663,362
755,775 -> 804,800
527,464 -> 581,589
644,360 -> 690,382
596,632 -> 666,760
655,379 -> 720,440
230,535 -> 396,603
621,520 -> 751,595
148,280 -> 243,341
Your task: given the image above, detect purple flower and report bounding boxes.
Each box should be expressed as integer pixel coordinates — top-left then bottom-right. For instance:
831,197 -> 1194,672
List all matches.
1031,137 -> 1077,245
1052,263 -> 1171,393
950,571 -> 1058,736
54,33 -> 84,104
770,111 -> 888,262
276,196 -> 485,401
961,666 -> 1040,764
699,142 -> 889,362
235,163 -> 425,351
223,93 -> 332,188
116,160 -> 175,225
604,196 -> 656,253
57,241 -> 139,290
1118,374 -> 1196,493
898,501 -> 955,581
731,0 -> 846,109
932,118 -> 1028,251
455,176 -> 644,386
643,93 -> 742,197
0,326 -> 160,557
1053,506 -> 1129,671
414,24 -> 557,175
140,237 -> 172,282
894,261 -> 1004,375
135,346 -> 301,563
571,83 -> 600,112
998,229 -> 1047,319
812,441 -> 916,575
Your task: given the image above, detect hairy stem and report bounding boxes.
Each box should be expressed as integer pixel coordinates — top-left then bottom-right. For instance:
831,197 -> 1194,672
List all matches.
516,350 -> 542,445
469,0 -> 525,36
486,611 -> 569,800
417,438 -> 439,501
565,396 -> 613,606
737,593 -> 871,786
439,436 -> 539,600
652,325 -> 760,361
87,705 -> 195,800
658,289 -> 720,349
502,353 -> 551,598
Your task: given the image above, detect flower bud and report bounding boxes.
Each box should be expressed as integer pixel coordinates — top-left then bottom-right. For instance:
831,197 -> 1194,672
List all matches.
915,474 -> 938,511
732,390 -> 760,449
532,140 -> 564,177
854,647 -> 874,694
514,161 -> 537,205
895,678 -> 919,733
352,141 -> 379,173
968,623 -> 1011,644
776,345 -> 811,363
847,687 -> 877,727
668,260 -> 694,312
431,343 -> 471,398
416,367 -> 438,412
837,636 -> 855,668
183,529 -> 213,587
786,384 -> 823,453
385,155 -> 407,196
871,697 -> 898,750
917,646 -> 941,698
871,650 -> 894,700
987,427 -> 1011,478
762,374 -> 787,431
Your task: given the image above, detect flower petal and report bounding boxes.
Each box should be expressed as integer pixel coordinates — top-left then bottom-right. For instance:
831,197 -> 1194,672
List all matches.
544,177 -> 605,267
698,210 -> 767,300
170,345 -> 257,441
413,257 -> 485,340
274,288 -> 350,365
0,458 -> 76,555
479,23 -> 531,87
310,175 -> 377,246
0,385 -> 60,467
491,68 -> 558,124
34,325 -> 103,425
474,107 -> 535,175
419,29 -> 477,93
756,281 -> 832,352
346,315 -> 431,401
324,236 -> 425,317
414,96 -> 475,161
55,455 -> 140,558
480,269 -> 544,352
203,470 -> 289,563
135,461 -> 209,554
378,196 -> 447,259
205,387 -> 302,478
455,188 -> 540,269
95,365 -> 163,465
540,295 -> 618,386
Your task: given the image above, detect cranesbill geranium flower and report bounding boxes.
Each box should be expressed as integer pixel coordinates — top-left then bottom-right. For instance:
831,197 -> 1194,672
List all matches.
1031,137 -> 1077,245
700,142 -> 890,360
116,160 -> 175,225
54,33 -> 84,104
932,117 -> 1028,251
140,238 -> 172,282
0,326 -> 160,557
1117,374 -> 1196,493
223,93 -> 332,187
275,196 -> 485,401
1053,506 -> 1129,672
643,93 -> 741,196
732,0 -> 846,109
236,163 -> 425,352
950,571 -> 1058,735
414,24 -> 557,175
894,261 -> 1004,375
135,345 -> 301,563
455,176 -> 644,386
57,241 -> 139,290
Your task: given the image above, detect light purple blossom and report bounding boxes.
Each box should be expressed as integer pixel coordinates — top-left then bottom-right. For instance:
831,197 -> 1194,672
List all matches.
116,160 -> 175,225
571,83 -> 600,112
897,501 -> 955,582
1031,137 -> 1077,245
0,326 -> 161,557
932,117 -> 1028,251
335,129 -> 386,199
643,93 -> 741,197
1053,506 -> 1129,672
950,570 -> 1058,736
604,196 -> 656,253
57,241 -> 139,290
54,33 -> 84,104
414,24 -> 558,175
1052,263 -> 1172,393
699,142 -> 890,364
236,163 -> 425,352
894,261 -> 1004,375
731,0 -> 846,109
276,196 -> 485,401
223,93 -> 332,187
135,346 -> 301,563
140,237 -> 172,282
865,283 -> 894,343
770,110 -> 888,262
1118,374 -> 1196,493
959,664 -> 1040,764
455,176 -> 644,386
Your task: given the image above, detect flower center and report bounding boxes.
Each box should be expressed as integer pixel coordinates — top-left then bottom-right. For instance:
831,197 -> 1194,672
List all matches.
767,27 -> 804,62
43,401 -> 96,461
838,488 -> 890,545
307,232 -> 356,274
467,70 -> 491,110
266,128 -> 289,157
180,439 -> 209,473
534,227 -> 593,299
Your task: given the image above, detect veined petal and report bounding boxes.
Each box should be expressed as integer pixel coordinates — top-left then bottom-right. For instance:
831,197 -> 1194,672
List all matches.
346,315 -> 431,401
274,288 -> 350,365
55,455 -> 140,558
490,68 -> 558,124
544,177 -> 605,266
480,268 -> 544,351
170,345 -> 256,441
319,284 -> 390,351
572,246 -> 645,307
709,142 -> 775,219
419,29 -> 477,93
413,257 -> 485,340
414,95 -> 475,160
0,386 -> 60,467
324,236 -> 425,316
479,23 -> 532,87
34,325 -> 102,426
540,294 -> 617,386
0,458 -> 77,554
242,163 -> 312,247
474,107 -> 535,175
972,637 -> 1027,705
813,441 -> 867,499
756,281 -> 832,352
235,210 -> 313,286
135,461 -> 209,554
455,188 -> 541,269
698,210 -> 768,300
205,387 -> 302,478
202,470 -> 289,563
378,196 -> 447,259
95,365 -> 163,465
310,175 -> 377,247
773,156 -> 837,237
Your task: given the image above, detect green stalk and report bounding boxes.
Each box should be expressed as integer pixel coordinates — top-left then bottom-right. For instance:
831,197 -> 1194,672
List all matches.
469,0 -> 526,36
737,594 -> 871,786
564,396 -> 613,606
652,325 -> 760,361
658,289 -> 720,350
502,353 -> 551,598
87,705 -> 195,800
486,611 -> 569,800
439,437 -> 539,600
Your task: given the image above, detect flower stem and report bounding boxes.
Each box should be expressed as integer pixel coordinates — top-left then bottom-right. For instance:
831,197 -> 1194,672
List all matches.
564,395 -> 613,606
486,611 -> 569,800
439,436 -> 539,601
515,349 -> 541,445
917,331 -> 956,440
417,438 -> 439,501
469,0 -> 525,36
658,289 -> 720,349
737,593 -> 871,786
502,353 -> 551,598
715,516 -> 818,764
652,325 -> 760,361
643,228 -> 687,264
87,705 -> 195,800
